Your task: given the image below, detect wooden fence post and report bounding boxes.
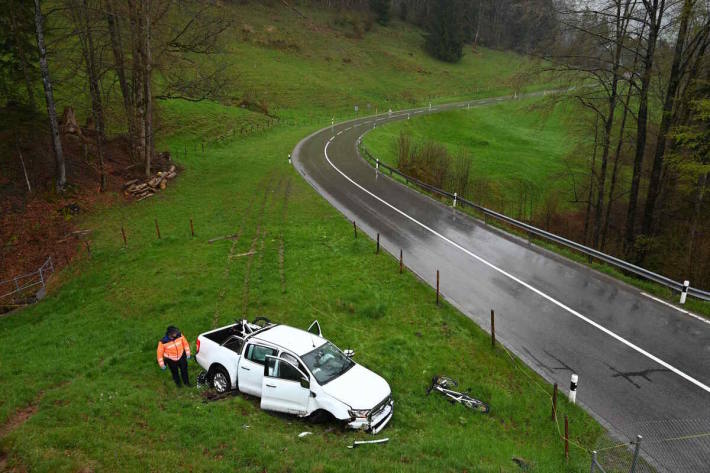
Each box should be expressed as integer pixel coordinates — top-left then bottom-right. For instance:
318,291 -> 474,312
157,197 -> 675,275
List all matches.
155,219 -> 161,239
552,383 -> 558,421
564,415 -> 569,460
190,218 -> 195,237
121,226 -> 127,247
376,233 -> 380,254
490,309 -> 496,348
436,270 -> 440,305
399,249 -> 403,274
353,221 -> 357,239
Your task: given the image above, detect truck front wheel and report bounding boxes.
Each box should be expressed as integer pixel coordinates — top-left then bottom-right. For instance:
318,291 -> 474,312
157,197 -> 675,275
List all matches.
210,366 -> 231,394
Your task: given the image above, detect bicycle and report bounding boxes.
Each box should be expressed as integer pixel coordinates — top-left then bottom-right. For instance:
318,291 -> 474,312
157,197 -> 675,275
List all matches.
426,375 -> 490,414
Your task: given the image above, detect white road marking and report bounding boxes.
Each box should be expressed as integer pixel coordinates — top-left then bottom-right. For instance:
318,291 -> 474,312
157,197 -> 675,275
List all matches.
323,139 -> 710,395
641,292 -> 710,326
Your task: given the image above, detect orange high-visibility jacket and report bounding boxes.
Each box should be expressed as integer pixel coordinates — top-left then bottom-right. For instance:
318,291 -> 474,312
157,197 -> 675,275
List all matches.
157,334 -> 191,368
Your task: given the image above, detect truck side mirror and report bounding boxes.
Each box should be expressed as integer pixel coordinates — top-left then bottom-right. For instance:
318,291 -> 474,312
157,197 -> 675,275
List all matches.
343,349 -> 355,358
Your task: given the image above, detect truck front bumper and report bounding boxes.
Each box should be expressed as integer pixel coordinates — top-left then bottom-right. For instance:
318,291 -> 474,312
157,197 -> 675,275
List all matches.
347,398 -> 394,435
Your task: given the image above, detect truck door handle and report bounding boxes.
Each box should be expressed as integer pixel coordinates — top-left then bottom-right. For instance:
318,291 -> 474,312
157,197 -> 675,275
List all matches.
265,384 -> 276,388
241,366 -> 250,371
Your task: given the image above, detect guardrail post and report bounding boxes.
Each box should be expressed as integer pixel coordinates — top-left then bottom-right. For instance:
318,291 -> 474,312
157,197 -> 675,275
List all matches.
629,435 -> 642,473
490,309 -> 495,348
680,280 -> 689,304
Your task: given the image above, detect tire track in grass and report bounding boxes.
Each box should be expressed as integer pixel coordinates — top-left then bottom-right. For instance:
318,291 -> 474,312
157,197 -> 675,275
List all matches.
211,176 -> 268,328
0,391 -> 44,470
240,175 -> 280,319
278,177 -> 292,295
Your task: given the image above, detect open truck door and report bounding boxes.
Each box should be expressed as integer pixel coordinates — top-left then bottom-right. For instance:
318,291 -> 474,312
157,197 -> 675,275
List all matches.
260,355 -> 311,415
307,320 -> 322,337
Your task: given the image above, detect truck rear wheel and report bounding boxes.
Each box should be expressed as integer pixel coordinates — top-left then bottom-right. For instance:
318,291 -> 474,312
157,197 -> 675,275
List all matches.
210,366 -> 231,394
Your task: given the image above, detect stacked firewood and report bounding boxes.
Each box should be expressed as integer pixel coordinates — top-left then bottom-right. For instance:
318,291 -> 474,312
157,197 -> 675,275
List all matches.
123,165 -> 178,201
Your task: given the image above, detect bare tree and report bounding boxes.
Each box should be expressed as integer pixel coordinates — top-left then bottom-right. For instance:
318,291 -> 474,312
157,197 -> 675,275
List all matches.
34,0 -> 66,191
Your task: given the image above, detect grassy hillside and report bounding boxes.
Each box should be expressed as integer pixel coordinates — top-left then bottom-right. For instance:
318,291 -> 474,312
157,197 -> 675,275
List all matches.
362,97 -> 585,214
0,4 -> 609,472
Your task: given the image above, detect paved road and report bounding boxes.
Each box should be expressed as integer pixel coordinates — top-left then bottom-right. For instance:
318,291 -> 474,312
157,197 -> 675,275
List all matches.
292,95 -> 710,472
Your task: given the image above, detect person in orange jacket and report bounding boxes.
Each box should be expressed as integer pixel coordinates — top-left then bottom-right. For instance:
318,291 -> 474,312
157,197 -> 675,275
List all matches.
157,326 -> 191,387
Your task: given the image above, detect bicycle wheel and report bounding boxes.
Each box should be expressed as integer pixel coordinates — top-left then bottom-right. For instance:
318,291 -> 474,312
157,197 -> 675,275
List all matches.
435,376 -> 458,389
461,395 -> 490,414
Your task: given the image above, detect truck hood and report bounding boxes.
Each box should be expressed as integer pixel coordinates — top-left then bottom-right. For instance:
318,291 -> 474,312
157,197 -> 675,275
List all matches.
321,363 -> 391,410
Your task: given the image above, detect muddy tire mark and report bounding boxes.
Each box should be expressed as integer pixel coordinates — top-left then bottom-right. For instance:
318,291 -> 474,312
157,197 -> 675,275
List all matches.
278,178 -> 292,295
240,176 -> 280,318
211,180 -> 264,328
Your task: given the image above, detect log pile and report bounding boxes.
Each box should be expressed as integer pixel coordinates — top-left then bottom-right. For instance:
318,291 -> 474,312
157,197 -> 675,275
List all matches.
123,165 -> 177,201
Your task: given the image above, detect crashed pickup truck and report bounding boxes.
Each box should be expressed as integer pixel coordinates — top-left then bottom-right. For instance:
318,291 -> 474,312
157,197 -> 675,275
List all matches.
195,319 -> 394,434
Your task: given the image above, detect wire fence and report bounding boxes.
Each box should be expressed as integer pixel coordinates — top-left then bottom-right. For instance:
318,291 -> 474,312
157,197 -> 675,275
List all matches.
0,257 -> 54,310
358,146 -> 710,302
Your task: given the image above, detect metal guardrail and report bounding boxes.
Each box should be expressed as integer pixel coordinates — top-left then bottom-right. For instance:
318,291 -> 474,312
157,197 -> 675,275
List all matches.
359,148 -> 710,302
0,257 -> 54,303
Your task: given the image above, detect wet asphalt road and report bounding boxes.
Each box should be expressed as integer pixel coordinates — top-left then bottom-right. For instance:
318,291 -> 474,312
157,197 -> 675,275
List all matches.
292,94 -> 710,472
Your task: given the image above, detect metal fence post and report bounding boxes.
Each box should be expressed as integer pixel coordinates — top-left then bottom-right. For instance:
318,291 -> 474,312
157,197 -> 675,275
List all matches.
590,451 -> 597,473
14,277 -> 19,291
629,435 -> 642,473
39,267 -> 44,288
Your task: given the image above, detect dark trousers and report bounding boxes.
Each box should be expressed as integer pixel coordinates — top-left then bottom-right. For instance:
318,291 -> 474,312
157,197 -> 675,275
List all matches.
165,353 -> 190,386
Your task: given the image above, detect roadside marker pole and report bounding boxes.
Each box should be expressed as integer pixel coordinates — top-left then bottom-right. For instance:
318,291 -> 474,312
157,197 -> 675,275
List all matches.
376,158 -> 379,171
155,219 -> 161,239
121,226 -> 127,247
490,309 -> 496,348
436,270 -> 440,305
680,280 -> 690,304
288,153 -> 291,164
552,383 -> 558,420
630,435 -> 643,473
569,374 -> 578,404
453,192 -> 457,208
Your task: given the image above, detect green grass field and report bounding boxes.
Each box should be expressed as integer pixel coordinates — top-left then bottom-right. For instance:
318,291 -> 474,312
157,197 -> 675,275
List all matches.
362,97 -> 585,213
0,4 -> 609,472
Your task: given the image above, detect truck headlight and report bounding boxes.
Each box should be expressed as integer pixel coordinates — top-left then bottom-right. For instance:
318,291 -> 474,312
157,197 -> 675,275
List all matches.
349,409 -> 371,419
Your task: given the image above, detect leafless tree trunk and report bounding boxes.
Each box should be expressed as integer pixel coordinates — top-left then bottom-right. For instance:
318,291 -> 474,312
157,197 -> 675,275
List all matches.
9,2 -> 36,110
641,0 -> 694,238
624,0 -> 664,257
688,172 -> 708,274
143,0 -> 154,177
73,0 -> 106,191
584,116 -> 600,245
106,0 -> 136,160
34,0 -> 66,191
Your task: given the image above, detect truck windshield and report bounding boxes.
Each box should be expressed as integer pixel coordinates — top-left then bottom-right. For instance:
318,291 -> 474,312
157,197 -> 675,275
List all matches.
301,342 -> 354,385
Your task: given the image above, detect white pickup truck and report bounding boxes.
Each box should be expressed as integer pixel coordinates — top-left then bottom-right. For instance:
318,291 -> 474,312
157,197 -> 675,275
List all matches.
195,319 -> 394,434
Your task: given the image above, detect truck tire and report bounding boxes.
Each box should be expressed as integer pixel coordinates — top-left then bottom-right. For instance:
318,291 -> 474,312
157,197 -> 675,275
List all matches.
210,365 -> 231,394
